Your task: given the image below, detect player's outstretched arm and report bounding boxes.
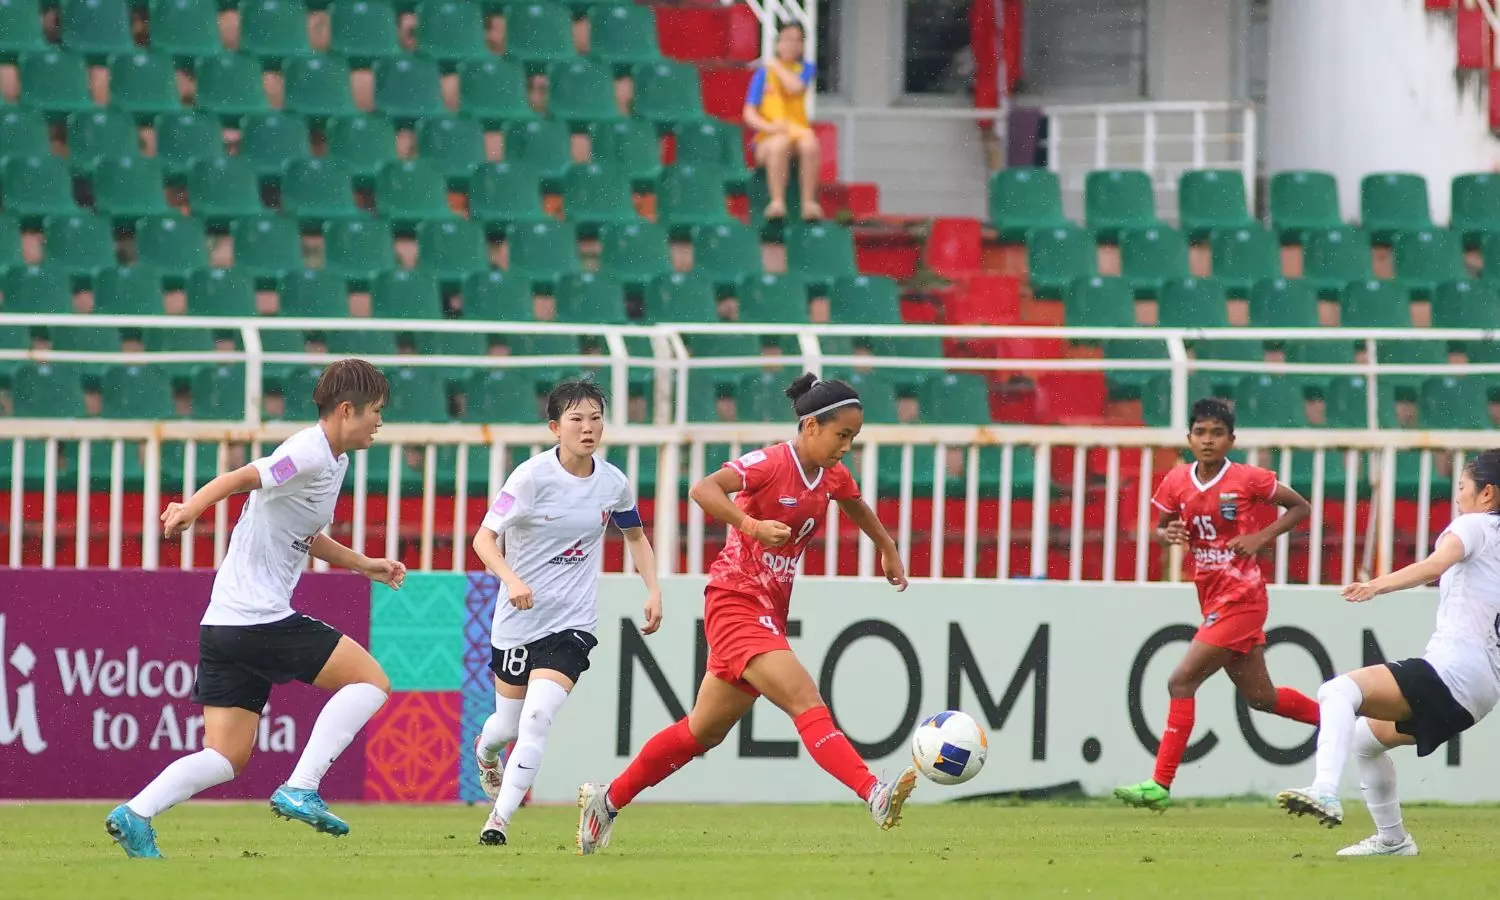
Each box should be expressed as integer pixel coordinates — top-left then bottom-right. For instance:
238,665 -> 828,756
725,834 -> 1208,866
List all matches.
689,469 -> 792,547
621,527 -> 663,634
309,533 -> 407,589
161,465 -> 262,537
471,526 -> 534,609
1344,532 -> 1465,602
837,498 -> 908,591
1230,483 -> 1312,556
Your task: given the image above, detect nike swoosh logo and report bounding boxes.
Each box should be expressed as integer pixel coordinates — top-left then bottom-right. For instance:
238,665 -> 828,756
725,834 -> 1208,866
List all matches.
544,515 -> 565,521
517,764 -> 534,770
279,794 -> 307,809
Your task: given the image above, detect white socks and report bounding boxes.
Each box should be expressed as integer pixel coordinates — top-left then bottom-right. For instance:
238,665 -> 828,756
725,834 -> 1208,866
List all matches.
1353,717 -> 1408,844
478,695 -> 527,764
127,748 -> 235,818
493,679 -> 570,824
1312,675 -> 1364,795
286,683 -> 389,791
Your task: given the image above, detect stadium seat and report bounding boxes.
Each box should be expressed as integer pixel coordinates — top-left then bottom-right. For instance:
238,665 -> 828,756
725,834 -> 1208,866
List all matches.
556,271 -> 624,322
1341,278 -> 1410,327
323,217 -> 395,287
1361,173 -> 1432,243
42,213 -> 114,284
506,218 -> 581,290
0,0 -> 47,61
194,55 -> 272,122
1208,225 -> 1278,296
2,156 -> 80,225
282,157 -> 361,227
61,0 -> 133,60
503,1 -> 575,67
1436,280 -> 1500,362
599,220 -> 670,290
279,268 -> 351,317
102,364 -> 177,419
830,274 -> 902,328
461,268 -> 530,322
231,215 -> 303,287
458,58 -> 535,127
383,366 -> 452,422
564,163 -> 638,234
1026,224 -> 1094,301
1064,275 -> 1133,327
0,109 -> 51,166
92,156 -> 171,223
284,56 -> 357,120
657,164 -> 732,237
94,264 -> 165,314
415,115 -> 487,187
786,222 -> 856,293
1234,372 -> 1307,428
189,157 -> 267,228
1420,375 -> 1492,430
1326,374 -> 1402,429
374,56 -> 446,124
19,50 -> 94,120
1451,173 -> 1500,249
156,112 -> 226,181
464,367 -> 546,423
186,267 -> 257,316
1178,169 -> 1254,241
1158,276 -> 1229,328
672,119 -> 747,191
109,53 -> 182,122
1391,228 -> 1464,300
326,114 -> 399,186
5,265 -> 74,312
1119,225 -> 1188,298
377,159 -> 456,230
588,2 -> 661,70
66,110 -> 139,174
468,161 -> 548,236
631,60 -> 706,129
919,372 -> 992,424
0,214 -> 20,275
1084,169 -> 1157,242
192,361 -> 249,419
331,0 -> 402,66
989,167 -> 1066,243
1268,170 -> 1342,243
740,272 -> 807,323
692,220 -> 761,293
416,218 -> 488,288
643,270 -> 716,322
240,112 -> 311,182
1302,227 -> 1372,300
371,269 -> 443,318
241,0 -> 314,66
503,119 -> 572,186
550,58 -> 623,129
150,0 -> 224,64
134,215 -> 209,286
11,362 -> 86,417
1248,277 -> 1318,328
415,0 -> 490,70
592,119 -> 664,190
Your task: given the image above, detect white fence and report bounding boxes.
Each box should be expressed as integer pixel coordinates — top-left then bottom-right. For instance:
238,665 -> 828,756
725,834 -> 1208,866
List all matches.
1,317 -> 1495,582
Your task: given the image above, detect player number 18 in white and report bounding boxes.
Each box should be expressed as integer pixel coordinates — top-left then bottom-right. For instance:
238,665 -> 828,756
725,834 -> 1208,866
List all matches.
1191,515 -> 1217,541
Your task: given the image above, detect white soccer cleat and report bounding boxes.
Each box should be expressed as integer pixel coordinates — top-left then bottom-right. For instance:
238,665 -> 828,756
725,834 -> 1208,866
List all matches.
1337,833 -> 1418,857
576,782 -> 615,856
869,766 -> 918,831
478,810 -> 508,846
1276,786 -> 1344,827
475,735 -> 503,802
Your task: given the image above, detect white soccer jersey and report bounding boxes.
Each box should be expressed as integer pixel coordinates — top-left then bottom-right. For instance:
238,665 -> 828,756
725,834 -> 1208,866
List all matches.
1423,512 -> 1500,720
481,449 -> 639,649
201,425 -> 349,626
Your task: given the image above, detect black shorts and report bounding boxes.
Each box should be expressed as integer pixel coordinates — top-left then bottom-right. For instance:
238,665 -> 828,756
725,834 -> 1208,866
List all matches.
192,613 -> 344,714
1387,657 -> 1477,757
490,629 -> 599,688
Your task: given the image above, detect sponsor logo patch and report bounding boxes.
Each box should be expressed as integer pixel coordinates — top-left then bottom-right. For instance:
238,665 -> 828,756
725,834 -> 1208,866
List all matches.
269,456 -> 298,486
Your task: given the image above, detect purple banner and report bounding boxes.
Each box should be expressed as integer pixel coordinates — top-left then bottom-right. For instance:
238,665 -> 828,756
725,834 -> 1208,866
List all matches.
0,570 -> 370,800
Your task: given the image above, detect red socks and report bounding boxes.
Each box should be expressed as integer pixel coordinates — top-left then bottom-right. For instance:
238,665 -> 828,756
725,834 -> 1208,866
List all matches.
607,718 -> 706,811
795,706 -> 879,801
1273,686 -> 1321,726
1152,697 -> 1195,789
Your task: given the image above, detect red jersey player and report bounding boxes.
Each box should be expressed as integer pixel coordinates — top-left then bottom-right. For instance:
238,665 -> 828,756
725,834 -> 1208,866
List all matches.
576,373 -> 914,854
1114,397 -> 1319,811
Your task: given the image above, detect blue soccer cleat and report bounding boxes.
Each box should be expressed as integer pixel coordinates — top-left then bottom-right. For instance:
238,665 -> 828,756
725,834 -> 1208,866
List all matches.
269,785 -> 350,837
105,804 -> 163,858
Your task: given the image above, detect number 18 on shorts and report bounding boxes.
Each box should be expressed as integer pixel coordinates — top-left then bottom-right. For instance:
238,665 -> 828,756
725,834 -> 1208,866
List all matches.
489,630 -> 600,687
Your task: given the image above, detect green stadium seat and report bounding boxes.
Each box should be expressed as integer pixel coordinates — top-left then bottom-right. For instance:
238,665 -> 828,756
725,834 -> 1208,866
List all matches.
194,54 -> 271,122
457,58 -> 534,127
563,163 -> 637,235
42,213 -> 114,284
1119,224 -> 1188,298
919,372 -> 992,424
61,0 -> 133,59
740,271 -> 807,323
988,168 -> 1065,243
1234,373 -> 1307,428
12,362 -> 86,417
1178,169 -> 1253,241
284,56 -> 357,120
0,109 -> 51,166
19,51 -> 94,121
468,161 -> 548,236
1024,225 -> 1092,301
1085,169 -> 1157,242
282,158 -> 361,227
0,0 -> 47,61
94,264 -> 163,314
1451,173 -> 1500,250
692,220 -> 760,293
825,366 -> 898,423
503,1 -> 575,67
643,270 -> 715,322
1063,274 -> 1132,327
830,274 -> 900,328
506,218 -> 580,290
550,58 -> 622,129
1302,227 -> 1372,300
191,361 -> 249,419
415,115 -> 486,187
657,163 -> 731,237
1269,170 -> 1341,244
189,157 -> 267,228
382,365 -> 452,422
1326,374 -> 1402,429
5,265 -> 74,312
134,214 -> 209,286
1391,228 -> 1464,300
156,112 -> 225,181
374,56 -> 445,124
1248,277 -> 1318,328
371,269 -> 442,318
239,112 -> 310,183
599,220 -> 669,289
1208,225 -> 1277,296
66,110 -> 139,174
331,0 -> 401,66
269,363 -> 322,418
672,119 -> 746,191
589,2 -> 661,70
279,267 -> 350,317
109,52 -> 182,122
503,118 -> 571,186
231,215 -> 302,286
461,268 -> 530,322
416,217 -> 488,288
2,156 -> 80,224
1420,375 -> 1493,430
326,113 -> 398,186
1362,172 -> 1432,244
1434,278 -> 1500,329
592,119 -> 664,190
1341,278 -> 1410,327
0,214 -> 20,274
464,367 -> 546,423
92,155 -> 170,223
786,221 -> 855,293
1158,276 -> 1229,328
376,159 -> 457,230
631,60 -> 705,129
186,268 -> 257,316
150,0 -> 223,63
323,217 -> 395,288
415,0 -> 490,70
1104,339 -> 1172,401
556,271 -> 624,322
241,0 -> 314,66
101,364 -> 177,418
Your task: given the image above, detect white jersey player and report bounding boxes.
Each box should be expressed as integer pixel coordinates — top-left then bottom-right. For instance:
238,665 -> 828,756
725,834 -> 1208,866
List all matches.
106,360 -> 407,859
1278,449 -> 1500,857
470,378 -> 662,846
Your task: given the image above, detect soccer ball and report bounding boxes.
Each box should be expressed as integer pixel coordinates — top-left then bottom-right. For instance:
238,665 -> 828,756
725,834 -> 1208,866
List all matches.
910,710 -> 988,785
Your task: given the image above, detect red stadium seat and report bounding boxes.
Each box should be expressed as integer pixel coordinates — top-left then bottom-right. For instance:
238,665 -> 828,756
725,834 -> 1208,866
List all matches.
1034,372 -> 1108,424
654,6 -> 728,62
925,217 -> 983,279
1458,6 -> 1491,70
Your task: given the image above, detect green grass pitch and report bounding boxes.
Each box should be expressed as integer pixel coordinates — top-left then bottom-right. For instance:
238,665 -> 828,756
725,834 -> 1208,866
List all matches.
4,800 -> 1500,898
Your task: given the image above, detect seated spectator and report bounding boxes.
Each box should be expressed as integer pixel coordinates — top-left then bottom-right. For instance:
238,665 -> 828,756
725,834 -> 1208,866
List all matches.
742,22 -> 821,221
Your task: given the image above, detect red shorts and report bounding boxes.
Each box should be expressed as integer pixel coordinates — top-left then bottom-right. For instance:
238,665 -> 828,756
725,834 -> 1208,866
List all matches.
1194,600 -> 1268,654
703,588 -> 789,698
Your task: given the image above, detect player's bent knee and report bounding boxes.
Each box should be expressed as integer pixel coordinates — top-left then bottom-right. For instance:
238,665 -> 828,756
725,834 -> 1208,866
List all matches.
1165,671 -> 1199,698
1244,691 -> 1277,712
367,669 -> 392,695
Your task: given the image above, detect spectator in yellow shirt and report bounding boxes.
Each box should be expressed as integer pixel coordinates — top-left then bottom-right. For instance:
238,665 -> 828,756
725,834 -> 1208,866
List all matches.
742,22 -> 823,220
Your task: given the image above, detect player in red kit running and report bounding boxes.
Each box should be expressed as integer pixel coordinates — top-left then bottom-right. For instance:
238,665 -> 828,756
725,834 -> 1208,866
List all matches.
575,373 -> 914,854
1114,397 -> 1319,811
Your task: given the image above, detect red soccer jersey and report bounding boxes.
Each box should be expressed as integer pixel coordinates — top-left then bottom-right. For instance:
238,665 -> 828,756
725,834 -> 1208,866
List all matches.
706,442 -> 861,617
1151,460 -> 1279,608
